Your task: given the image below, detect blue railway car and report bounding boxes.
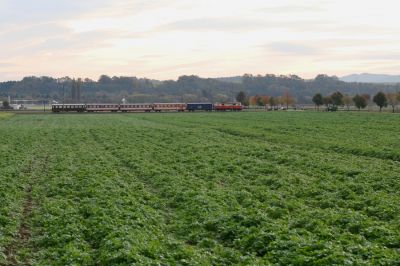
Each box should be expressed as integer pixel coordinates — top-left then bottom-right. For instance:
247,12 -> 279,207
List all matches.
186,103 -> 213,112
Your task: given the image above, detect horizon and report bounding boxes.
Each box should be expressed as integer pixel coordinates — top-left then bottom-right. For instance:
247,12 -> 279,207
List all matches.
1,0 -> 399,81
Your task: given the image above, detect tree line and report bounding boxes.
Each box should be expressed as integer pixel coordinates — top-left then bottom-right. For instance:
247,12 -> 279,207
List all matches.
311,91 -> 400,112
234,89 -> 400,112
1,74 -> 399,104
236,91 -> 295,109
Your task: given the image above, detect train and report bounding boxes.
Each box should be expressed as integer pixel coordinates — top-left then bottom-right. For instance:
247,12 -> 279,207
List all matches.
52,102 -> 243,113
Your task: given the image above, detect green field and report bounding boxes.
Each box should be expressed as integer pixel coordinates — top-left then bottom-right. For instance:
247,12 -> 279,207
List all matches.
0,112 -> 399,265
0,113 -> 13,120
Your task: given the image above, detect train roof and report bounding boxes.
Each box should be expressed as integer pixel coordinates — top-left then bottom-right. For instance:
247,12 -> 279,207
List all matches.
153,103 -> 186,104
120,103 -> 153,105
52,103 -> 85,106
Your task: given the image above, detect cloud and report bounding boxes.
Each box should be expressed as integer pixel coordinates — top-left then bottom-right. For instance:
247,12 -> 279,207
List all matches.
0,0 -> 111,25
83,0 -> 179,17
158,16 -> 339,35
260,4 -> 324,13
24,30 -> 117,55
0,62 -> 15,68
159,17 -> 267,32
266,42 -> 319,56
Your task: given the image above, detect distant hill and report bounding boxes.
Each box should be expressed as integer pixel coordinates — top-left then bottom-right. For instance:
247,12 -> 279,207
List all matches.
340,73 -> 400,84
214,76 -> 243,83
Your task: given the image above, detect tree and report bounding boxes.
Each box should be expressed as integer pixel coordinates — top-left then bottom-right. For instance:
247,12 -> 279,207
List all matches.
249,96 -> 258,106
342,95 -> 353,111
256,96 -> 264,106
71,79 -> 77,103
312,93 -> 323,110
2,100 -> 10,109
236,91 -> 247,105
361,94 -> 370,102
259,96 -> 270,106
269,97 -> 276,108
386,93 -> 399,113
352,94 -> 367,111
98,75 -> 112,84
323,96 -> 332,107
249,95 -> 269,106
281,90 -> 295,109
330,91 -> 343,107
373,92 -> 387,111
215,94 -> 229,103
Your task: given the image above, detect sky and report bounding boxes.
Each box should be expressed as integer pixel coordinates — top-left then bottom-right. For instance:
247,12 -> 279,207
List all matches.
0,0 -> 399,81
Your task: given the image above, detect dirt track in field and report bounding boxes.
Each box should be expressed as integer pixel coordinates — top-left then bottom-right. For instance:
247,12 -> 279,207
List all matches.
4,154 -> 48,266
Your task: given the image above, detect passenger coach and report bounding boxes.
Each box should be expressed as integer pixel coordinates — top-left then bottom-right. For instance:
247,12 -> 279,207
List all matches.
153,103 -> 186,112
86,104 -> 119,112
186,103 -> 213,111
120,104 -> 153,112
52,104 -> 85,112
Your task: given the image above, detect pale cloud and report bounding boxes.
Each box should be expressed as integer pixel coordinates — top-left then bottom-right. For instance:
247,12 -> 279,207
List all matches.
159,17 -> 267,32
0,0 -> 399,81
266,42 -> 319,55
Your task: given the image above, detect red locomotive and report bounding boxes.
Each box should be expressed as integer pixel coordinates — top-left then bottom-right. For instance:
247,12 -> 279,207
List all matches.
214,102 -> 243,111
